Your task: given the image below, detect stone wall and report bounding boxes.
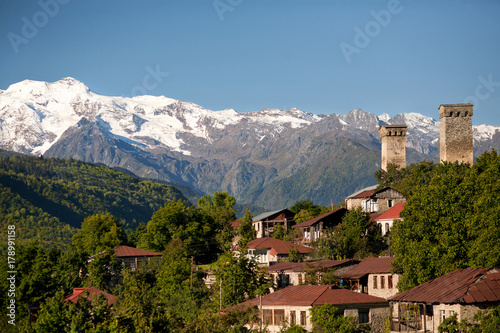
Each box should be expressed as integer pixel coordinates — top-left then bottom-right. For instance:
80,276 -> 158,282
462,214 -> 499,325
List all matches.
380,125 -> 407,171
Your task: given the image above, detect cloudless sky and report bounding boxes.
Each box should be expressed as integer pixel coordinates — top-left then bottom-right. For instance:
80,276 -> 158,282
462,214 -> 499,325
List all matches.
1,0 -> 500,125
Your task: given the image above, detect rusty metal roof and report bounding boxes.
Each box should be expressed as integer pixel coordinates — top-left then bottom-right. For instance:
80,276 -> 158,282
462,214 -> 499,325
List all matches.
64,287 -> 117,306
391,268 -> 500,304
292,208 -> 347,229
224,285 -> 387,312
114,245 -> 162,258
267,259 -> 357,273
340,257 -> 395,279
350,190 -> 377,199
248,237 -> 312,255
375,202 -> 406,221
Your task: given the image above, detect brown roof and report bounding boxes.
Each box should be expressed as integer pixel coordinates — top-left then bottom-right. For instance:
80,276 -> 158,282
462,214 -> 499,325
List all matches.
64,287 -> 117,306
248,237 -> 312,255
341,257 -> 395,279
114,245 -> 162,258
350,190 -> 377,199
391,268 -> 500,304
267,259 -> 357,273
224,285 -> 387,312
375,202 -> 406,221
292,208 -> 346,229
230,220 -> 242,228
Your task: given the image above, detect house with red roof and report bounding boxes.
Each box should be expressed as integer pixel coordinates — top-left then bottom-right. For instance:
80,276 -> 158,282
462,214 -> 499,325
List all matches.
247,237 -> 312,266
266,259 -> 358,289
224,285 -> 389,332
113,245 -> 162,270
291,208 -> 347,245
340,257 -> 400,300
389,267 -> 500,333
374,202 -> 406,236
64,287 -> 117,306
345,186 -> 406,214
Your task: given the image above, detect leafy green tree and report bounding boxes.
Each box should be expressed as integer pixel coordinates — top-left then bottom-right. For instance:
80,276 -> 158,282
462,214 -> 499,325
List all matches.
392,151 -> 500,291
310,304 -> 369,333
214,250 -> 273,308
237,208 -> 256,247
138,200 -> 216,262
198,192 -> 237,251
72,213 -> 128,256
438,305 -> 500,333
290,199 -> 330,223
86,252 -> 122,293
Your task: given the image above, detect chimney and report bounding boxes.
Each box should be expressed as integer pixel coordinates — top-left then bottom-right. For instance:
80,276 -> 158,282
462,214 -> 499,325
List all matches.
379,125 -> 407,171
439,104 -> 473,165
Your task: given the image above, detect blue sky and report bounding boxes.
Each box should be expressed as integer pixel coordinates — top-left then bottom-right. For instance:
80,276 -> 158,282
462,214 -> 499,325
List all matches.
1,0 -> 500,125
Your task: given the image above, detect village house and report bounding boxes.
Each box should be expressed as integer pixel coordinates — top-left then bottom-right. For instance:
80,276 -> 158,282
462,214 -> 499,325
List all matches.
266,259 -> 358,289
340,257 -> 400,300
291,208 -> 347,245
113,245 -> 162,270
345,186 -> 406,214
374,202 -> 406,236
64,287 -> 117,306
224,284 -> 389,332
252,209 -> 295,239
389,267 -> 500,333
246,237 -> 312,266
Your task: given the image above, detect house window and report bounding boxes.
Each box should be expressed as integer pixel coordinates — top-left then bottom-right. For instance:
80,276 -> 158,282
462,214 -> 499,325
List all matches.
385,223 -> 390,234
290,311 -> 296,325
373,276 -> 378,289
300,311 -> 307,326
381,276 -> 385,289
274,309 -> 285,326
359,309 -> 369,324
388,199 -> 393,208
298,274 -> 303,285
263,309 -> 273,325
388,275 -> 393,289
441,310 -> 446,322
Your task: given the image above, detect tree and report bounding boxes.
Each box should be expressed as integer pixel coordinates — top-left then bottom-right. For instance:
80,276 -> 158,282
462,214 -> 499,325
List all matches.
392,150 -> 500,291
437,305 -> 500,333
198,192 -> 237,250
72,213 -> 128,256
310,304 -> 369,333
214,251 -> 273,308
237,208 -> 256,247
290,199 -> 330,223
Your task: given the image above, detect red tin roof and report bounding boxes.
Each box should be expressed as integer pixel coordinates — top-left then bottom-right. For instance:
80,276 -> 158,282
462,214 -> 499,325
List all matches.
391,268 -> 500,304
292,208 -> 347,229
341,257 -> 395,279
248,237 -> 312,255
64,287 -> 117,306
267,259 -> 357,273
375,202 -> 406,221
350,190 -> 377,199
114,245 -> 162,258
224,285 -> 387,312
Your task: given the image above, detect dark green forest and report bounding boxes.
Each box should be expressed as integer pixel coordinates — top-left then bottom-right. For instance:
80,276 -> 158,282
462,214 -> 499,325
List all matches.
0,151 -> 187,247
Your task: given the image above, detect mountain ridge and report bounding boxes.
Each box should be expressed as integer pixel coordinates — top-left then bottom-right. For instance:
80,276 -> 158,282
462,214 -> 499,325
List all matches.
1,77 -> 499,209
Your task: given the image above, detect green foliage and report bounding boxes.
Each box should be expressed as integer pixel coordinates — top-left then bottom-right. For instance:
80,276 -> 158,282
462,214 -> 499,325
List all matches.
237,208 -> 256,247
316,208 -> 386,260
301,264 -> 339,286
137,199 -> 218,262
310,304 -> 369,333
0,153 -> 186,247
375,161 -> 437,196
281,324 -> 308,333
214,251 -> 273,308
72,213 -> 128,256
286,246 -> 303,263
290,199 -> 330,222
438,306 -> 500,333
392,150 -> 500,291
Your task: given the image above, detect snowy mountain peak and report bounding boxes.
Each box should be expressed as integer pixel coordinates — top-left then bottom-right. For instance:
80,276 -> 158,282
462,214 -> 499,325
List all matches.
378,113 -> 391,123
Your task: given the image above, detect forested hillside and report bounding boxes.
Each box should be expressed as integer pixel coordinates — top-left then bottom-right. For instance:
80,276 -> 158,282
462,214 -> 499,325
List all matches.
0,151 -> 187,247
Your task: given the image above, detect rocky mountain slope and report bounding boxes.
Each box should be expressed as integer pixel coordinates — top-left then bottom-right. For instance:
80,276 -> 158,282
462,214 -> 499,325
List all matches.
1,78 -> 499,209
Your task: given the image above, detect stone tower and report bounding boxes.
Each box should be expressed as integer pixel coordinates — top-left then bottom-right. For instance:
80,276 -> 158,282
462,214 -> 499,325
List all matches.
379,125 -> 407,171
439,104 -> 473,165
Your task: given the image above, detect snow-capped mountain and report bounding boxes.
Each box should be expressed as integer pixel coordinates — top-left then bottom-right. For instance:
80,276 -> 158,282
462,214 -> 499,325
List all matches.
1,78 -> 499,209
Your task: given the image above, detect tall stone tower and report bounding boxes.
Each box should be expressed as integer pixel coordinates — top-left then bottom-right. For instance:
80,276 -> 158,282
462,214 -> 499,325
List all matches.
379,125 -> 407,171
439,104 -> 473,165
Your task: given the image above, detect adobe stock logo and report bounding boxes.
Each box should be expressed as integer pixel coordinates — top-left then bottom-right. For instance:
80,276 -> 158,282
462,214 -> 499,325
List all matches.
339,0 -> 408,64
7,0 -> 71,54
463,74 -> 500,110
129,65 -> 169,97
213,0 -> 243,21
